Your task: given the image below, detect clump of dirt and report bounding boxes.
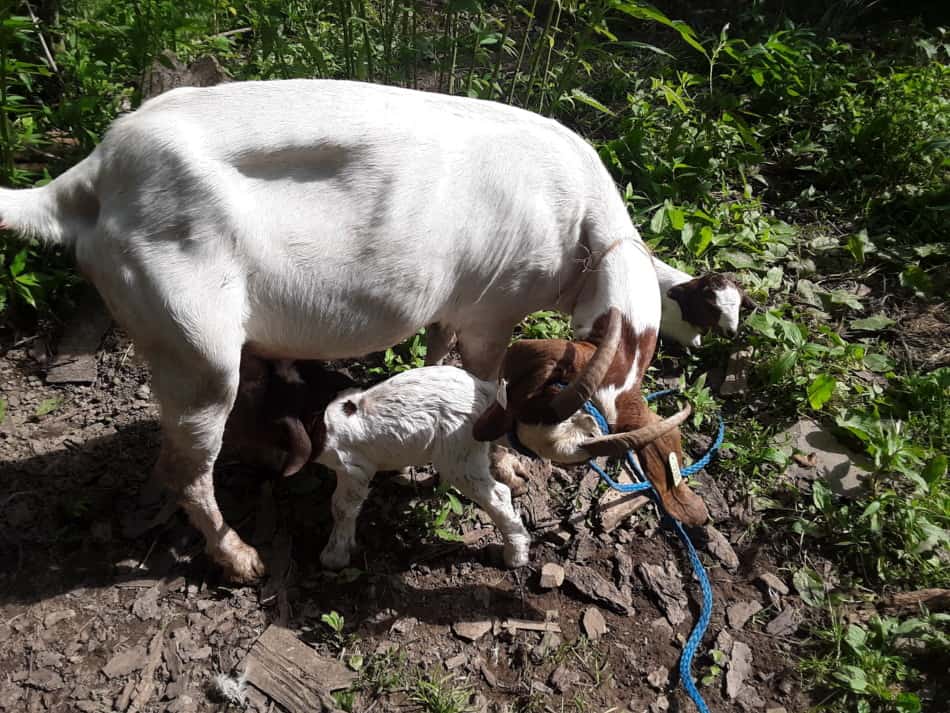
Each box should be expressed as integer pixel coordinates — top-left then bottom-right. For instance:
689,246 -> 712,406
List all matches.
0,327 -> 809,712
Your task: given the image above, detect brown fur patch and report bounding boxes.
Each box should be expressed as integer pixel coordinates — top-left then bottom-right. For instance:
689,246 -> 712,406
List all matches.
613,390 -> 709,526
666,275 -> 727,330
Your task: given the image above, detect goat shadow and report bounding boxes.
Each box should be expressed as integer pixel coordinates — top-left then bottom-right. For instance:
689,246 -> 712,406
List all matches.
0,418 -> 545,627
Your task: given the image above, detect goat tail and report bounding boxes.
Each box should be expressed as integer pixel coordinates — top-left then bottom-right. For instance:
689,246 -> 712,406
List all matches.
0,156 -> 101,248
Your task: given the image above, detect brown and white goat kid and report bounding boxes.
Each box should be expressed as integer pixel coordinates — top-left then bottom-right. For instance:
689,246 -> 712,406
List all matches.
0,79 -> 701,581
227,357 -> 531,570
653,259 -> 756,349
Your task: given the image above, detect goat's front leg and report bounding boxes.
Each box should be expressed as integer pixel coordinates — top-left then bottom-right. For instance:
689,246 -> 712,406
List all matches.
321,465 -> 373,570
440,449 -> 531,568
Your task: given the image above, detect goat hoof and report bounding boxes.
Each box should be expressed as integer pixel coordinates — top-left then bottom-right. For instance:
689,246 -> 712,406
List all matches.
214,539 -> 267,584
319,546 -> 352,571
503,544 -> 530,569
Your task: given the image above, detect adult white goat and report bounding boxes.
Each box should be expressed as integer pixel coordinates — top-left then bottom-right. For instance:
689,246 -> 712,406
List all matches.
0,79 -> 706,582
425,257 -> 753,357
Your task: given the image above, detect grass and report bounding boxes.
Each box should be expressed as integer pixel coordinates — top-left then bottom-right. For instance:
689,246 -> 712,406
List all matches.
1,2 -> 948,711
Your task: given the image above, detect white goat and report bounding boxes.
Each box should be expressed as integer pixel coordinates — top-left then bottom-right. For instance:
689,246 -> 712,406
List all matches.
0,79 -> 705,582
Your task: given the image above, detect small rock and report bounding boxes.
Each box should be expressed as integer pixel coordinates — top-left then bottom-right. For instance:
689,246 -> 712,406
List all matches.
720,349 -> 752,396
390,617 -> 418,636
766,607 -> 801,637
34,651 -> 62,669
766,708 -> 788,713
26,669 -> 64,692
757,573 -> 790,596
778,418 -> 870,496
613,549 -> 635,584
135,384 -> 151,400
650,694 -> 670,713
704,525 -> 740,571
453,620 -> 492,642
736,685 -> 767,712
716,629 -> 734,654
726,641 -> 753,699
132,586 -> 162,621
103,645 -> 148,678
581,607 -> 607,641
166,694 -> 197,713
75,702 -> 104,713
647,666 -> 669,690
565,563 -> 633,614
444,654 -> 467,670
189,645 -> 212,661
530,680 -> 553,695
727,601 -> 763,630
539,562 -> 565,589
638,560 -> 688,626
43,609 -> 75,628
549,665 -> 579,693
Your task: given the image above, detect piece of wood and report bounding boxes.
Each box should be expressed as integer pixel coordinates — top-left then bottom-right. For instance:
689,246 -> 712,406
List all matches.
597,464 -> 651,532
242,626 -> 356,713
500,618 -> 561,633
46,288 -> 113,384
127,623 -> 167,713
882,588 -> 950,612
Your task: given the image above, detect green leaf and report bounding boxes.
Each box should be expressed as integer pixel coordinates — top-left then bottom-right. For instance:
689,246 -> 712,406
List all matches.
688,225 -> 713,256
922,455 -> 948,486
769,350 -> 798,383
9,248 -> 28,277
568,88 -> 615,116
35,397 -> 62,417
348,654 -> 364,671
650,205 -> 667,233
850,315 -> 895,331
828,290 -> 863,311
863,353 -> 894,373
667,204 -> 685,230
834,665 -> 868,692
718,249 -> 757,269
807,374 -> 836,410
0,398 -> 5,425
446,492 -> 463,515
900,265 -> 933,297
434,527 -> 463,542
846,230 -> 873,264
793,566 -> 826,607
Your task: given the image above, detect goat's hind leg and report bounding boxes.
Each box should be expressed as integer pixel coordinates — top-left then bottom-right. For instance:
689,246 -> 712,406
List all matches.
147,343 -> 265,583
440,448 -> 530,568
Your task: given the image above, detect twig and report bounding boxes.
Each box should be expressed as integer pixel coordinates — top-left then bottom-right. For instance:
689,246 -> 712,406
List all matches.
213,26 -> 252,38
127,622 -> 168,713
24,3 -> 59,76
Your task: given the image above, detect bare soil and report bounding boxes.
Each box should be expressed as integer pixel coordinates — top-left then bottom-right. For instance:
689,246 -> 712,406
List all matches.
0,326 -> 810,713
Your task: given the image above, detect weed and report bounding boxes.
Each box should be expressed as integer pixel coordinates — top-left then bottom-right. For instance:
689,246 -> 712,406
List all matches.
408,668 -> 471,713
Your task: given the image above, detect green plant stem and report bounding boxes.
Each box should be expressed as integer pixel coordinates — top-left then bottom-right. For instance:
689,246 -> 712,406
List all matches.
488,1 -> 514,99
355,0 -> 374,80
506,0 -> 538,104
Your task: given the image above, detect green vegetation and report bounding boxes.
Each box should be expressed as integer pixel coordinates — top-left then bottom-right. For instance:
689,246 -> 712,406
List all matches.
1,1 -> 947,711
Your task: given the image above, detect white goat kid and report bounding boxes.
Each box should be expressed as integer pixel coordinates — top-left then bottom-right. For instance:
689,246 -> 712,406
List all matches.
0,80 -> 688,581
314,367 -> 530,570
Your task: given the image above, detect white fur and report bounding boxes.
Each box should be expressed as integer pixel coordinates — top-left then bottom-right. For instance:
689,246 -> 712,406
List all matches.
314,366 -> 530,570
0,80 -> 658,580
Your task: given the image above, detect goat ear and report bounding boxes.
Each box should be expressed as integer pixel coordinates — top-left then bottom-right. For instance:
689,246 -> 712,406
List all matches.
740,290 -> 759,311
473,401 -> 514,442
277,416 -> 313,477
666,282 -> 688,304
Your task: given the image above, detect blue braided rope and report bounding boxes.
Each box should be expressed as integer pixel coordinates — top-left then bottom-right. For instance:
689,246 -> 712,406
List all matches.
505,384 -> 722,712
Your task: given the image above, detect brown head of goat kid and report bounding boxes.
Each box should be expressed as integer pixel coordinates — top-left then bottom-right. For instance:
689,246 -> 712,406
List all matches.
473,307 -> 709,526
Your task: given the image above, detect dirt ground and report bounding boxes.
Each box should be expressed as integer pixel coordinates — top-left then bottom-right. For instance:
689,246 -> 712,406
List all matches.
0,323 -> 810,713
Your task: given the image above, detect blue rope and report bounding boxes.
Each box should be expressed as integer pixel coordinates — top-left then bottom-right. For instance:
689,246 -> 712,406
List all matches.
591,389 -> 721,713
503,385 -> 722,712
